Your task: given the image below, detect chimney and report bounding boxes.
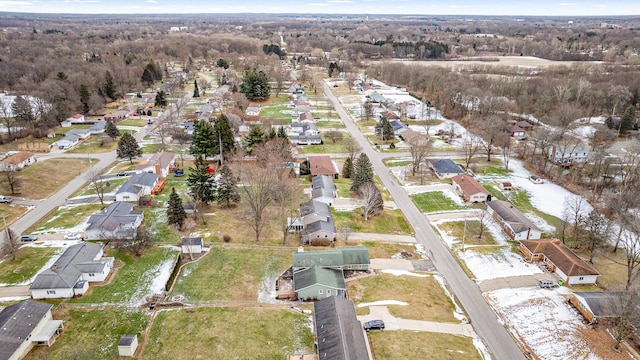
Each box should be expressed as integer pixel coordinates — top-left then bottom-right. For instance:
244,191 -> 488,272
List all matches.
298,246 -> 304,253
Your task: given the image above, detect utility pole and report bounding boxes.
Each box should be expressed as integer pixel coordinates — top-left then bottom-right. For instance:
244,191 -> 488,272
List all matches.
1,215 -> 9,244
462,218 -> 467,252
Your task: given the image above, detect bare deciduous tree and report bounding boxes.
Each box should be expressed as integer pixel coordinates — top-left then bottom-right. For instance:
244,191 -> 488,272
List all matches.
619,213 -> 640,290
578,211 -> 608,264
0,228 -> 20,261
460,135 -> 481,169
1,170 -> 21,195
562,195 -> 589,244
608,290 -> 640,350
407,134 -> 431,176
87,169 -> 107,205
358,182 -> 383,222
340,225 -> 353,244
344,138 -> 360,161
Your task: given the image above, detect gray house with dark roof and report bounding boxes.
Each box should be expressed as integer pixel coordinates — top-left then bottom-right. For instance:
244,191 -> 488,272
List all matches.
314,296 -> 370,360
0,300 -> 64,360
85,202 -> 144,240
115,172 -> 159,202
302,218 -> 336,244
30,242 -> 114,299
486,200 -> 541,241
311,175 -> 336,206
429,159 -> 464,179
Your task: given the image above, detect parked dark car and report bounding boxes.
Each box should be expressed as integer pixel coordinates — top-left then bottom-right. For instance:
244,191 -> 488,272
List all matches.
20,235 -> 38,242
363,320 -> 385,331
174,169 -> 185,177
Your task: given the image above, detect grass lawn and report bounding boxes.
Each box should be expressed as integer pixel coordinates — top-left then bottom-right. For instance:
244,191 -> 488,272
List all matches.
144,307 -> 313,359
67,137 -> 118,154
171,246 -> 290,301
27,308 -> 149,360
118,118 -> 148,127
333,177 -> 352,197
143,207 -> 180,244
300,132 -> 351,154
332,209 -> 413,235
71,246 -> 178,305
30,204 -> 104,233
0,158 -> 93,200
260,104 -> 291,119
141,143 -> 183,154
438,221 -> 497,245
316,120 -> 346,128
485,185 -> 508,201
587,250 -> 628,290
357,241 -> 418,259
349,273 -> 457,322
369,331 -> 481,360
0,247 -> 58,284
506,189 -> 562,228
411,192 -> 467,213
0,204 -> 28,226
383,158 -> 413,167
73,178 -> 128,197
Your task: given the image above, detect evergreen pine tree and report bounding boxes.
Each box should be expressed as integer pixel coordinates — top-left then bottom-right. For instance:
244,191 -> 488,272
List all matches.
240,70 -> 270,100
116,133 -> 142,163
190,120 -> 216,156
245,125 -> 265,154
212,114 -> 236,157
167,187 -> 187,229
105,121 -> 121,139
277,126 -> 289,139
79,84 -> 90,114
193,80 -> 200,98
141,67 -> 154,86
103,71 -> 116,100
154,90 -> 167,107
375,117 -> 394,141
621,105 -> 636,133
342,157 -> 353,179
216,165 -> 240,207
350,153 -> 374,191
187,155 -> 217,206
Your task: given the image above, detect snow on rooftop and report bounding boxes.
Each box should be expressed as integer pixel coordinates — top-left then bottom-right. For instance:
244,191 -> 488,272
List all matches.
487,287 -> 600,360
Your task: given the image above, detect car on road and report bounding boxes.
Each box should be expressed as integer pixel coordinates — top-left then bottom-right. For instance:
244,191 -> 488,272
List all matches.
538,279 -> 558,289
116,172 -> 128,177
363,320 -> 385,331
20,235 -> 38,242
529,175 -> 543,184
0,195 -> 13,203
64,232 -> 83,240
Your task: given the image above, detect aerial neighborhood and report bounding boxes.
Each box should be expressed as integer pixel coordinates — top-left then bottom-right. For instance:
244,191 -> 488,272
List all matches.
2,9 -> 640,360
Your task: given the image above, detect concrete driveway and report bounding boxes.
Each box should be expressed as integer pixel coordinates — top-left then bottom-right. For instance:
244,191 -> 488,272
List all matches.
0,285 -> 31,298
358,305 -> 475,336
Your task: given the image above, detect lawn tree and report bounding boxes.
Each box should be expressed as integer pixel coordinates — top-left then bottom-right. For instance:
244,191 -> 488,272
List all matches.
480,115 -> 507,162
0,228 -> 20,261
212,114 -> 236,159
244,125 -> 265,155
216,165 -> 240,208
608,290 -> 640,350
579,211 -> 608,264
86,168 -> 107,205
460,135 -> 481,169
193,80 -> 200,98
116,133 -> 142,163
115,227 -> 153,256
167,187 -> 187,230
344,138 -> 360,161
235,159 -> 278,242
239,69 -> 270,101
350,153 -> 374,191
562,195 -> 588,244
11,96 -> 35,127
0,96 -> 17,141
358,182 -> 383,221
1,170 -> 21,195
190,120 -> 216,156
187,154 -> 217,224
474,209 -> 492,241
407,134 -> 431,176
375,117 -> 394,141
277,126 -> 288,140
340,224 -> 353,244
325,131 -> 344,144
361,100 -> 374,122
154,90 -> 168,108
498,133 -> 513,170
105,121 -> 120,139
342,157 -> 353,179
273,171 -> 298,245
620,213 -> 640,290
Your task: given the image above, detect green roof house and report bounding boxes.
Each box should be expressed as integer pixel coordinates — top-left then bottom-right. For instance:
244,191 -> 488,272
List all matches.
294,267 -> 346,301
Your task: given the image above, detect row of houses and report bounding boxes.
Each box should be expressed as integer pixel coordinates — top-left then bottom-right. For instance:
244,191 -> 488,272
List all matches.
0,151 -> 36,171
289,199 -> 337,244
55,121 -> 106,150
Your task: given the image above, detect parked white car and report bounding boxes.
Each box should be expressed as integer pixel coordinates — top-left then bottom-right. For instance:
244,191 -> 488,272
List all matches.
529,175 -> 543,184
64,232 -> 83,240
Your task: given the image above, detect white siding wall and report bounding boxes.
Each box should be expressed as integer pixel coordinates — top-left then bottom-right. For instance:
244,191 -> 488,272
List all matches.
31,288 -> 74,299
568,275 -> 598,285
8,311 -> 52,360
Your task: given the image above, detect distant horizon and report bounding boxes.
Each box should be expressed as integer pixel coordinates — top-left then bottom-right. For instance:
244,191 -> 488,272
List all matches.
0,1 -> 638,17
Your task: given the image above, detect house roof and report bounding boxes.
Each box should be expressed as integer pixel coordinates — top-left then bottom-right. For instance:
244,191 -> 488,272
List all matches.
71,113 -> 84,119
292,122 -> 318,132
312,187 -> 334,200
389,120 -> 407,131
300,200 -> 331,218
487,200 -> 540,234
401,129 -> 427,143
294,266 -> 345,291
509,125 -> 525,133
0,300 -> 53,360
292,247 -> 370,269
520,239 -> 600,277
573,292 -> 624,319
30,242 -> 104,290
308,156 -> 336,177
135,151 -> 175,172
452,174 -> 490,196
516,120 -> 533,129
1,151 -> 34,165
119,334 -> 137,347
66,128 -> 90,137
312,175 -> 335,190
314,296 -> 370,360
58,134 -> 80,144
86,202 -> 143,232
181,237 -> 203,247
88,120 -> 106,132
299,112 -> 314,121
430,159 -> 463,176
303,217 -> 336,235
117,173 -> 159,195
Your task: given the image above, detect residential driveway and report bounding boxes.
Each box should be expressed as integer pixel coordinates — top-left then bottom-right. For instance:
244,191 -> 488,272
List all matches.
358,306 -> 475,337
370,259 -> 414,271
350,232 -> 416,243
478,273 -> 560,292
0,285 -> 31,298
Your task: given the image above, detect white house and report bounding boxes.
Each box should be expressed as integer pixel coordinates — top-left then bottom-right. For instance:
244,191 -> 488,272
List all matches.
118,334 -> 138,357
451,174 -> 491,203
56,134 -> 80,150
88,120 -> 107,134
548,144 -> 592,164
0,300 -> 64,360
181,237 -> 204,255
246,105 -> 260,116
0,151 -> 36,171
487,200 -> 542,241
65,128 -> 91,140
134,152 -> 175,178
519,239 -> 599,285
85,202 -> 144,240
115,173 -> 159,202
30,243 -> 114,299
311,175 -> 336,206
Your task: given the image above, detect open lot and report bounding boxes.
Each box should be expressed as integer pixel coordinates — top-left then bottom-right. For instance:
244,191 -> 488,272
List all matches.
0,158 -> 93,200
67,137 -> 118,154
27,308 -> 149,360
332,209 -> 413,235
411,191 -> 468,213
29,204 -> 103,234
144,307 -> 313,359
0,203 -> 28,226
369,331 -> 481,360
358,241 -> 418,259
171,246 -> 291,302
0,246 -> 58,285
349,273 -> 457,323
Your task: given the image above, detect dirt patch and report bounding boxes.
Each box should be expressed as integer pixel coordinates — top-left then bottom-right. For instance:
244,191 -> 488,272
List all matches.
577,325 -> 635,360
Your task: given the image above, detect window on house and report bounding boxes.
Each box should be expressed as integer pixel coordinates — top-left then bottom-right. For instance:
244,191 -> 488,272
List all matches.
319,289 -> 323,294
89,273 -> 95,277
327,290 -> 331,295
46,290 -> 56,295
579,277 -> 584,280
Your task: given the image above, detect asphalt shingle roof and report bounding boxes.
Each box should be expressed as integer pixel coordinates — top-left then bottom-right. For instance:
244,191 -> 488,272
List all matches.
314,296 -> 370,360
0,300 -> 53,360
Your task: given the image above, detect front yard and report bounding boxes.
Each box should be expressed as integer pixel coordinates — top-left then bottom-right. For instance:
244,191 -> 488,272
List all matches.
332,209 -> 413,235
411,191 -> 467,213
0,246 -> 59,285
29,204 -> 103,234
369,331 -> 481,360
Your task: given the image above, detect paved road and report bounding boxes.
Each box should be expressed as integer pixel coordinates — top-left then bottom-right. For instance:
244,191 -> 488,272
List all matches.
323,81 -> 525,360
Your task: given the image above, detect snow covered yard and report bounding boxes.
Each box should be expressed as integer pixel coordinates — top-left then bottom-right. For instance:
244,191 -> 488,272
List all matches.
486,287 -> 600,360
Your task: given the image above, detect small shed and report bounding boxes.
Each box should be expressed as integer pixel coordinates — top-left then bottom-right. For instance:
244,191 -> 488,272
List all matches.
181,237 -> 204,254
118,334 -> 138,357
500,182 -> 513,191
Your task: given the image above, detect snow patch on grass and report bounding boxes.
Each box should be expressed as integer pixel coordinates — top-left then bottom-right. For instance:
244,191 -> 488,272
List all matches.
459,248 -> 542,282
381,269 -> 428,277
357,300 -> 408,307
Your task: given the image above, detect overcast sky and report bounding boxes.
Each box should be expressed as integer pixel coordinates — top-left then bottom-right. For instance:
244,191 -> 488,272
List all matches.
0,0 -> 638,16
